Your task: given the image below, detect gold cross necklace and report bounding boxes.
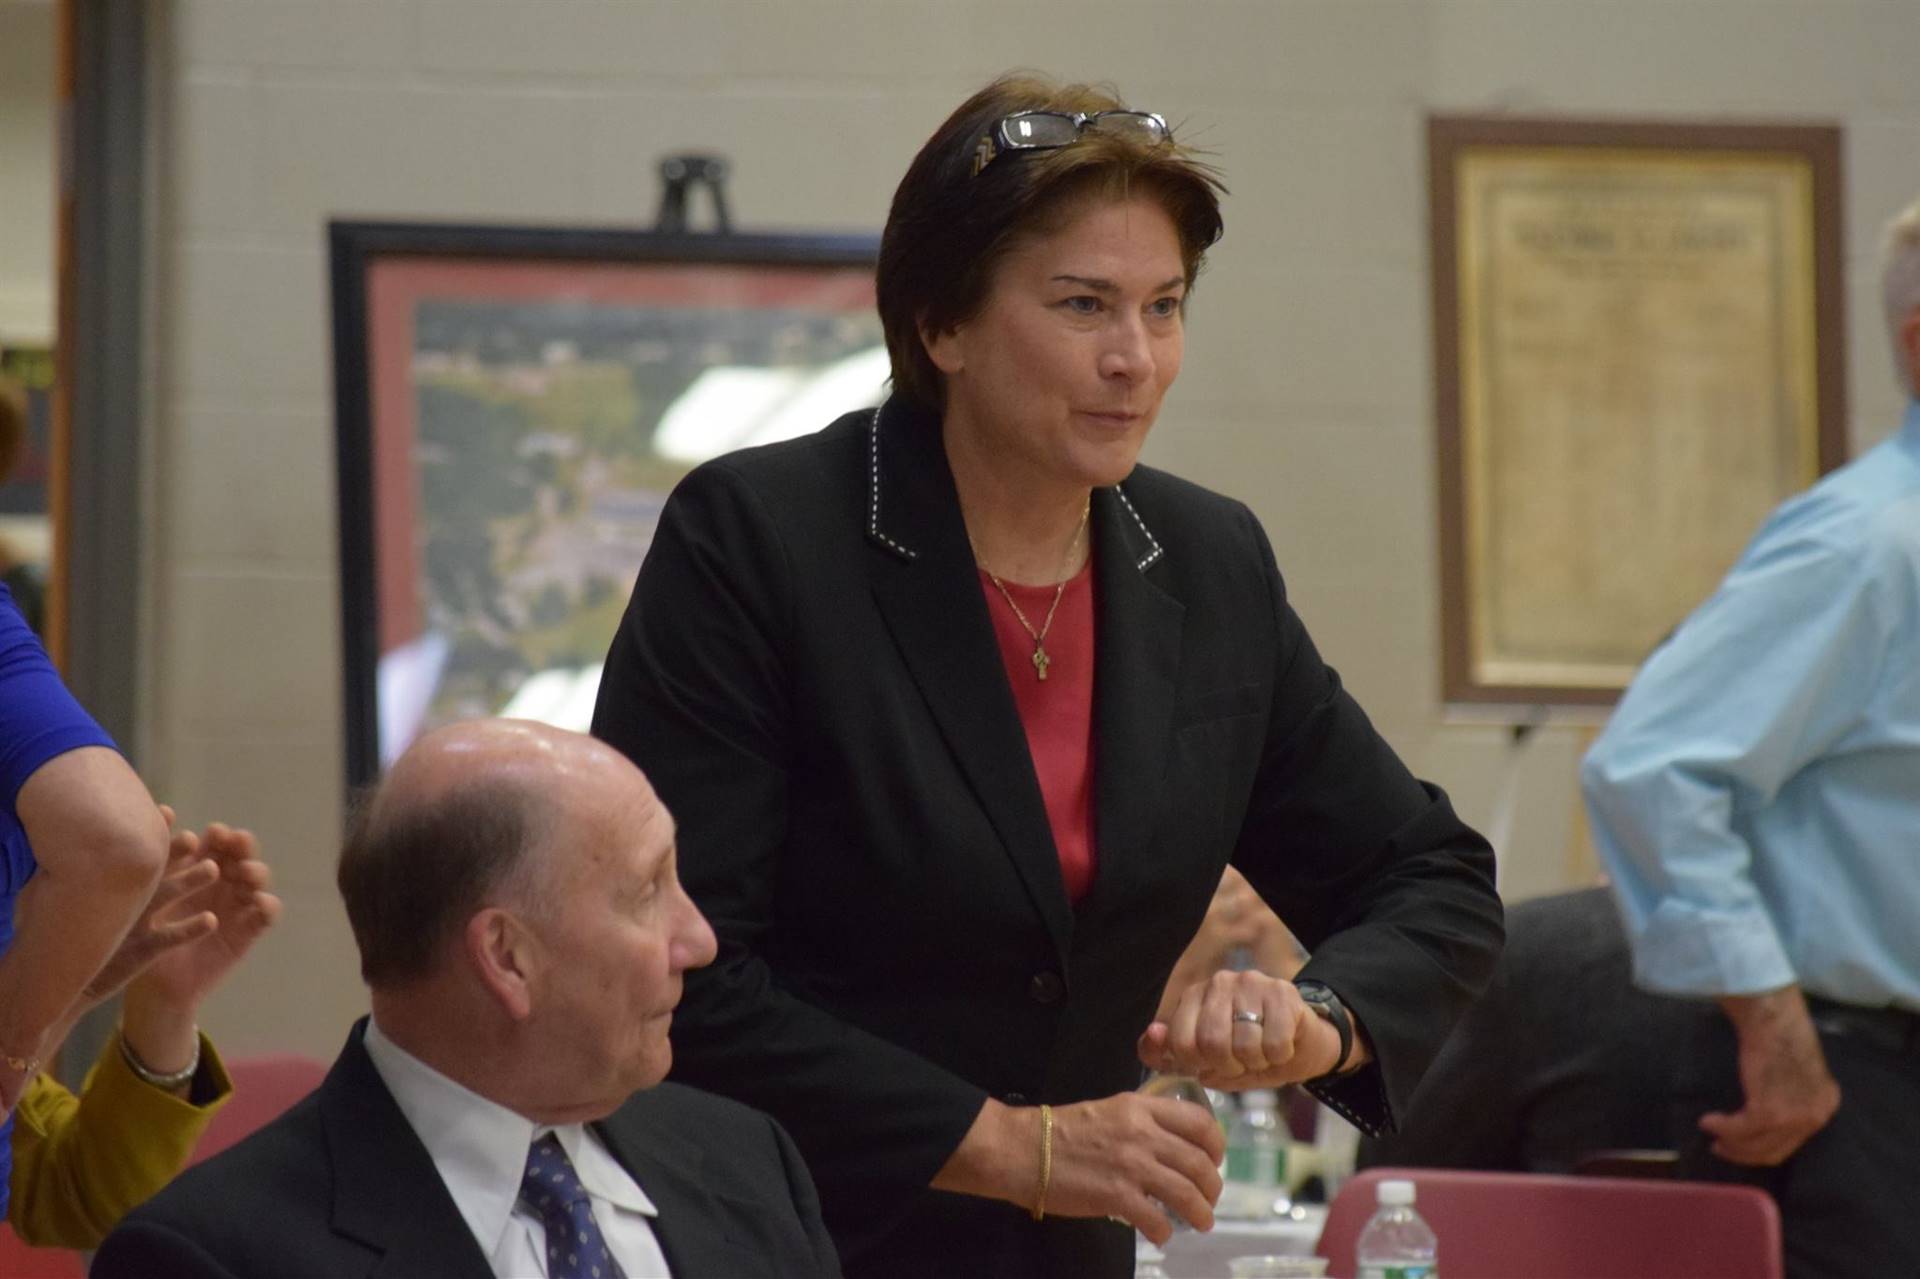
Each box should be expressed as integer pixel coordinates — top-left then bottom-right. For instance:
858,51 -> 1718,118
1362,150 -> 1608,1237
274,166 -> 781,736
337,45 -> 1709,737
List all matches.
970,497 -> 1091,682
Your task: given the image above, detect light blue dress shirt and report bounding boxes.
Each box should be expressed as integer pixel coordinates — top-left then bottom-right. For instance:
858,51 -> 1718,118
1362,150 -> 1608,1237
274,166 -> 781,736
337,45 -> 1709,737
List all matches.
1582,400 -> 1920,1011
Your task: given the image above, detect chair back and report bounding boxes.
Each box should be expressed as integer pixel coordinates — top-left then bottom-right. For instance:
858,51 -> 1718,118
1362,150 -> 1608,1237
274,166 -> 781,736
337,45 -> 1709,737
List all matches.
0,1222 -> 86,1278
1317,1166 -> 1782,1279
189,1052 -> 329,1164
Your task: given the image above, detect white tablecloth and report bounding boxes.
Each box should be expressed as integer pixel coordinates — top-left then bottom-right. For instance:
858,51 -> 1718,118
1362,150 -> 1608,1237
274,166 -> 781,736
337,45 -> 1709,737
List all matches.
1154,1205 -> 1326,1279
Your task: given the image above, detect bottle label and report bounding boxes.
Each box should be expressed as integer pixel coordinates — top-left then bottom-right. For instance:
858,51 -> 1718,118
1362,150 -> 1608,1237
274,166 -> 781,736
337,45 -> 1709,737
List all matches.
1357,1267 -> 1435,1279
1225,1146 -> 1283,1186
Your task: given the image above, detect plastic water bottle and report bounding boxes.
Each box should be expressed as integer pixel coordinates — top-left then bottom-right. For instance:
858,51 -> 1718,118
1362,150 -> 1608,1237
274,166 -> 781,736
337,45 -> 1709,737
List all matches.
1224,1089 -> 1286,1214
1139,1072 -> 1227,1231
1355,1178 -> 1438,1279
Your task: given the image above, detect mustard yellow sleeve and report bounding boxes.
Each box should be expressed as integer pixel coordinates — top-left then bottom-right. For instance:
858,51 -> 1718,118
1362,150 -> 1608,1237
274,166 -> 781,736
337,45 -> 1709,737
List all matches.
8,1032 -> 232,1249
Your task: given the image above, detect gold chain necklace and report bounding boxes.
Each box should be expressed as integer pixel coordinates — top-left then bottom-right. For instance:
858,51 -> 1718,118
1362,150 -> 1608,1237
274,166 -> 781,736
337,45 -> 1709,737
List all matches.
969,498 -> 1091,682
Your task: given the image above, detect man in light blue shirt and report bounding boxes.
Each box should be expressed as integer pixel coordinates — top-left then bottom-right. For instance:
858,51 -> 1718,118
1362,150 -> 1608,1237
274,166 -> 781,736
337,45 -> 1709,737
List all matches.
1582,195 -> 1920,1279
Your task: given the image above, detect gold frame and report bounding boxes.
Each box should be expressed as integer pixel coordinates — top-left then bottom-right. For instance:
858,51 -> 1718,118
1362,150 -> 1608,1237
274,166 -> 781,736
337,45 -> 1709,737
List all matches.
1430,118 -> 1845,706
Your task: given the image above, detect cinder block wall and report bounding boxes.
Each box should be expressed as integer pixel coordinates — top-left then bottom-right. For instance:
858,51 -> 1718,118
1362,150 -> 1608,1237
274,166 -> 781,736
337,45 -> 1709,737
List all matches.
147,0 -> 1920,1057
0,1 -> 56,343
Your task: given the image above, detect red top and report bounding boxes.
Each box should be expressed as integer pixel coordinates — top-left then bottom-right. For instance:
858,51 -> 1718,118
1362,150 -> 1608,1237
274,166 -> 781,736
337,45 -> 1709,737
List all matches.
978,563 -> 1098,903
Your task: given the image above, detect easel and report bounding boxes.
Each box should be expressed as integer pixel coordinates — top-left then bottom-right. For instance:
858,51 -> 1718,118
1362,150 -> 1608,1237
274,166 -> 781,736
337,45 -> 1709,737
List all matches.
655,153 -> 733,234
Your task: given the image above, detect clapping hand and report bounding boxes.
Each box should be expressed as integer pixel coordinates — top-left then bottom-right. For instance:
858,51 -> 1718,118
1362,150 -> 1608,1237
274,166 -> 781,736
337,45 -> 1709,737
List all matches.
83,809 -> 281,1013
127,820 -> 281,1014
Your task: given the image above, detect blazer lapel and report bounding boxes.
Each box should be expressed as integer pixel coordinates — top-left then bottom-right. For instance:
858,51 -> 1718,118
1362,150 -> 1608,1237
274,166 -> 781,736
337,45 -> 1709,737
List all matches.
592,1106 -> 721,1277
864,402 -> 1074,963
1083,483 -> 1183,914
322,1021 -> 496,1279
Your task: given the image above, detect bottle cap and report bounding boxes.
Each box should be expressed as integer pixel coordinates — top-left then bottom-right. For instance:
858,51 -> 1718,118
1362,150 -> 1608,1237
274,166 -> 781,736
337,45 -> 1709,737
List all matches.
1377,1178 -> 1416,1206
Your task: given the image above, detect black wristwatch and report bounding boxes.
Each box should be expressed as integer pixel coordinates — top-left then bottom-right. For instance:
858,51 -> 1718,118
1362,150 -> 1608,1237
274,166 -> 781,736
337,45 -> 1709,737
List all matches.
1294,980 -> 1354,1078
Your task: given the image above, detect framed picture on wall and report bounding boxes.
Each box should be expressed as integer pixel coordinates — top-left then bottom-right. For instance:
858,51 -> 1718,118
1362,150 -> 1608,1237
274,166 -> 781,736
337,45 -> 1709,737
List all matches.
330,221 -> 884,790
1427,117 -> 1845,707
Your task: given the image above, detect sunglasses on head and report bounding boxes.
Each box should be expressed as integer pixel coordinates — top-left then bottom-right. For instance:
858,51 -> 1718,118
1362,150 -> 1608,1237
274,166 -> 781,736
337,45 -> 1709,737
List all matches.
970,110 -> 1171,176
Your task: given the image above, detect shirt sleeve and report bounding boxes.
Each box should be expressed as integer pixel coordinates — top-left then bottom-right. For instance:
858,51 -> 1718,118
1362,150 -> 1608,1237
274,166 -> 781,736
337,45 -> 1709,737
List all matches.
1579,522 -> 1892,998
0,583 -> 117,815
8,1033 -> 233,1249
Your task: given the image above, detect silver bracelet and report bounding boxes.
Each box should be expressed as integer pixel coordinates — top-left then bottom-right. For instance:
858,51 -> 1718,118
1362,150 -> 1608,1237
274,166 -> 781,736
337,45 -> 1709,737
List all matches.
119,1025 -> 201,1091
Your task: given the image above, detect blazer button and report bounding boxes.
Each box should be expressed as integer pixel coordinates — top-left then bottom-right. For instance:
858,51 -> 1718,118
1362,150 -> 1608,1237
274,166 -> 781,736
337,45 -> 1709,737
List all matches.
1028,971 -> 1065,1005
1004,1092 -> 1028,1105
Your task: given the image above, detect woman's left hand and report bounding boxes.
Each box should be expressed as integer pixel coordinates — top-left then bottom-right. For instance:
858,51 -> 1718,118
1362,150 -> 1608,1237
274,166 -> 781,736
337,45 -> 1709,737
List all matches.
126,822 -> 280,1014
1138,969 -> 1345,1089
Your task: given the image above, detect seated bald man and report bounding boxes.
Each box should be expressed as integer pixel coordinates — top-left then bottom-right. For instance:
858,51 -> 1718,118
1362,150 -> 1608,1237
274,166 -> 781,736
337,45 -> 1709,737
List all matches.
93,719 -> 841,1279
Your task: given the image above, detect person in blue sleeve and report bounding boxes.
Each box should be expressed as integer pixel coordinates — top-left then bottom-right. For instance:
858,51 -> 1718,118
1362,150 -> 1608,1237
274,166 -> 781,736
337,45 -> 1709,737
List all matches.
1581,194 -> 1920,1278
0,580 -> 171,1217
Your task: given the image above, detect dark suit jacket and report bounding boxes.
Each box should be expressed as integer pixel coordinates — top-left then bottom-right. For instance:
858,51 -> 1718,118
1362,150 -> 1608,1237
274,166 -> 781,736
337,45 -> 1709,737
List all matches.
592,399 -> 1503,1277
89,1021 -> 841,1279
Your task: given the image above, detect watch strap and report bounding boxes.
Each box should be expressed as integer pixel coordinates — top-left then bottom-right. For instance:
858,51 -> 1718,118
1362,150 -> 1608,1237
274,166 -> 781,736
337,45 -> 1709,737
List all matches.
1294,979 -> 1353,1080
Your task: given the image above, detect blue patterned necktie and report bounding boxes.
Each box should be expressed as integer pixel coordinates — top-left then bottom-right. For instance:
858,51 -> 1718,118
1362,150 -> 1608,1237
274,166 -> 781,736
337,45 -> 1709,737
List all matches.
520,1133 -> 629,1279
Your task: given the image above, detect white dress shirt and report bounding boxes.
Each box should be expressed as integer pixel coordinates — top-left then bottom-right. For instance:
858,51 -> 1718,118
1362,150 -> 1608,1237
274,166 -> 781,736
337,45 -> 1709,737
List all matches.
363,1017 -> 672,1278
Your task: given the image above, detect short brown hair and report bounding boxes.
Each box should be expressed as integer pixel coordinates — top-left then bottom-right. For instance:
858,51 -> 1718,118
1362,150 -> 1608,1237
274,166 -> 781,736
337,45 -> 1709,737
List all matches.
337,778 -> 554,986
877,73 -> 1226,414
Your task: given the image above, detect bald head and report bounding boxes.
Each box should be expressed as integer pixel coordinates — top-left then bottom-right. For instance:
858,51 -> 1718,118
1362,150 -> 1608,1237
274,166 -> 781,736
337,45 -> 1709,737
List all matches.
378,718 -> 651,813
338,719 -> 662,987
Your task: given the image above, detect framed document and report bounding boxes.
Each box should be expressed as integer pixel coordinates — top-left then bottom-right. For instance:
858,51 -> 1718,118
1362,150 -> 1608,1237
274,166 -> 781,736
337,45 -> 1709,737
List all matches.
330,221 -> 883,789
1429,118 -> 1844,706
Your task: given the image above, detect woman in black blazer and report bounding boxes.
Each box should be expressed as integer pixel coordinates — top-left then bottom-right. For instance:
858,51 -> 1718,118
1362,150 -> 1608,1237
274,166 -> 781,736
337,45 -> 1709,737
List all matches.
592,73 -> 1503,1279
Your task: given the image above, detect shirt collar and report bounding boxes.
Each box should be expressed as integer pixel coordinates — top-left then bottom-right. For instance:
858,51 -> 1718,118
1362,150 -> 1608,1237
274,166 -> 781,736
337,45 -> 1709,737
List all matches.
362,1017 -> 656,1260
549,1123 -> 657,1218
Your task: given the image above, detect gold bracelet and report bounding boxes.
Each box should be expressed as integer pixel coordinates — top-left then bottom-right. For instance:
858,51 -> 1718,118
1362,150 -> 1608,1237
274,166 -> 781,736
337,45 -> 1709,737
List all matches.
0,1047 -> 38,1111
1031,1104 -> 1053,1222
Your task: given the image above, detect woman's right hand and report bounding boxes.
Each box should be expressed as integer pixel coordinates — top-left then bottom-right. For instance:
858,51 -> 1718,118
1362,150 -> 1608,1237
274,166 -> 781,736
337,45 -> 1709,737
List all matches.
1048,1092 -> 1226,1241
934,1094 -> 1224,1244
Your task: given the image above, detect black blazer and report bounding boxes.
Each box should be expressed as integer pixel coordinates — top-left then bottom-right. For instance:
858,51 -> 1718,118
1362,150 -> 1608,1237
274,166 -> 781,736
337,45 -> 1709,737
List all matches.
592,399 -> 1503,1277
90,1021 -> 841,1279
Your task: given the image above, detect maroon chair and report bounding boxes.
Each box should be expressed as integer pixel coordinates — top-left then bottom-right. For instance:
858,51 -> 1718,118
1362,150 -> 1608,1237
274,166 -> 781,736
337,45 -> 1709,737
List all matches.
189,1052 -> 328,1165
1317,1166 -> 1782,1279
0,1222 -> 86,1278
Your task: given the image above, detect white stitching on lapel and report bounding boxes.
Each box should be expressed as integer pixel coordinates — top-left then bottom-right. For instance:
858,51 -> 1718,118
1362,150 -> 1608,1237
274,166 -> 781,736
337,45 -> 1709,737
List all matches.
866,406 -> 918,561
1112,483 -> 1164,571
